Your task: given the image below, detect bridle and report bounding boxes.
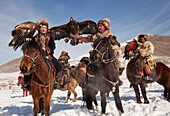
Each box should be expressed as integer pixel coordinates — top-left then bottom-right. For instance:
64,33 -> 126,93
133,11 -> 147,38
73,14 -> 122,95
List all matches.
94,40 -> 109,60
93,39 -> 117,64
23,51 -> 54,88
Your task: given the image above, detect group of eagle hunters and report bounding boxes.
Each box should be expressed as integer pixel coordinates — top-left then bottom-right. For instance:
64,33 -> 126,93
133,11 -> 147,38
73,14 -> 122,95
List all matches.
9,17 -> 170,116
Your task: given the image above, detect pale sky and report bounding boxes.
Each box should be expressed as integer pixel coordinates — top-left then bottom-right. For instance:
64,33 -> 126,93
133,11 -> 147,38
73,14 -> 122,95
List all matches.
0,0 -> 170,64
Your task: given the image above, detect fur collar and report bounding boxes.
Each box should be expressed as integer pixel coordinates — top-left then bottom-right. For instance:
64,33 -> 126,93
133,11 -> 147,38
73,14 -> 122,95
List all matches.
97,30 -> 113,38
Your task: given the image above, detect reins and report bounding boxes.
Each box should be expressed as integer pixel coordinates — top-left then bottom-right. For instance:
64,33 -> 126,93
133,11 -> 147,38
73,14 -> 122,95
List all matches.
23,51 -> 55,91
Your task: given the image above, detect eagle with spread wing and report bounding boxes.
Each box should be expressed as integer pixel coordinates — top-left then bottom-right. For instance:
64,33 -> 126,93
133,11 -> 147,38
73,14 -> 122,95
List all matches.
50,17 -> 98,46
9,17 -> 98,50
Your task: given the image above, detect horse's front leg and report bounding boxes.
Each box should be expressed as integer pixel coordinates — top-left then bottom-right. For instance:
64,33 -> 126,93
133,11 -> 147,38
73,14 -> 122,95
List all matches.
112,85 -> 124,114
65,90 -> 71,103
132,84 -> 142,103
101,92 -> 106,115
140,83 -> 149,103
32,95 -> 39,116
68,84 -> 77,102
167,88 -> 170,102
23,90 -> 25,97
44,96 -> 50,116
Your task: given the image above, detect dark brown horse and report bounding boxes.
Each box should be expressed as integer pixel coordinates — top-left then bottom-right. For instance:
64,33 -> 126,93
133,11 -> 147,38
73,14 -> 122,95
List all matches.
20,40 -> 55,116
85,37 -> 124,115
17,76 -> 29,97
124,40 -> 170,103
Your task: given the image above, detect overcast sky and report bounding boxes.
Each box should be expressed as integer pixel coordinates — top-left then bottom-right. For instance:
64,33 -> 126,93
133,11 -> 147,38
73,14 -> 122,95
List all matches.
0,0 -> 170,64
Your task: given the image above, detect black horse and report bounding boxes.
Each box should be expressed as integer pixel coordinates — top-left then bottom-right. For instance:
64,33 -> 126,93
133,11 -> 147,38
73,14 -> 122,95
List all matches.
85,37 -> 124,115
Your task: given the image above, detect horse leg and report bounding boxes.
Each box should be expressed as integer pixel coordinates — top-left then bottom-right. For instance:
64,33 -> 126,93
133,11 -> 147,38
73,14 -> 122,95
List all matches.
140,83 -> 149,104
65,91 -> 71,103
39,98 -> 44,115
132,84 -> 142,103
32,96 -> 39,116
164,87 -> 168,98
167,88 -> 170,102
112,85 -> 124,114
68,86 -> 77,102
23,90 -> 25,97
26,91 -> 28,97
44,96 -> 51,116
101,92 -> 106,115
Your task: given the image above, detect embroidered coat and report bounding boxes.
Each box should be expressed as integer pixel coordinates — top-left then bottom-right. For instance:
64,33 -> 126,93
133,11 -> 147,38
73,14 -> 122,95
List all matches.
32,33 -> 56,58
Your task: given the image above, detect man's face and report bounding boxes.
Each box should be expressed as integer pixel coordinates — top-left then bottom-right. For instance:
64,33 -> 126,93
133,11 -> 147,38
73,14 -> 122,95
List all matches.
98,24 -> 105,33
40,25 -> 47,34
140,37 -> 145,43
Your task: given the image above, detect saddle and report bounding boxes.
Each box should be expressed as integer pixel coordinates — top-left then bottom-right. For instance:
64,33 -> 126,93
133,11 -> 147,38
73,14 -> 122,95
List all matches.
54,69 -> 70,89
143,57 -> 157,82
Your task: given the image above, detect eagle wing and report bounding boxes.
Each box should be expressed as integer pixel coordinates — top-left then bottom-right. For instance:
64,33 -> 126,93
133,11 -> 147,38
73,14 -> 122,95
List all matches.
9,21 -> 38,50
78,20 -> 98,35
49,24 -> 69,40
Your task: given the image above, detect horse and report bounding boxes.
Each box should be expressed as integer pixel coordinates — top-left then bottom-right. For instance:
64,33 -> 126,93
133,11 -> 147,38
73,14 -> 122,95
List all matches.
85,37 -> 124,115
20,40 -> 55,116
17,76 -> 29,97
56,59 -> 87,103
124,40 -> 170,103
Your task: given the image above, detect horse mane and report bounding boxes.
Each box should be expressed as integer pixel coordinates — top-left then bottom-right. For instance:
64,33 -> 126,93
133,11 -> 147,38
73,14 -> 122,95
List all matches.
21,40 -> 46,56
21,40 -> 38,51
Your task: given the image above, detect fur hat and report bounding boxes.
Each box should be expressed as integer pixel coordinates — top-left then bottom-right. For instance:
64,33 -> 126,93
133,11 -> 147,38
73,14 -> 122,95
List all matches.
138,34 -> 148,43
97,18 -> 111,30
38,18 -> 50,33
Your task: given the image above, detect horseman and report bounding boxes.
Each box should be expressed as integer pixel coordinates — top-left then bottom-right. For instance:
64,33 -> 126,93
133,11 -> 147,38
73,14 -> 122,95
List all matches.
137,34 -> 155,80
70,18 -> 124,85
23,19 -> 62,90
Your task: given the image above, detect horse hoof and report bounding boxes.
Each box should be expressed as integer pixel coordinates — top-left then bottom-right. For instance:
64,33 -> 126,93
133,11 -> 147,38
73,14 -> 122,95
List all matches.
96,106 -> 100,112
137,101 -> 142,104
100,113 -> 106,116
144,100 -> 149,104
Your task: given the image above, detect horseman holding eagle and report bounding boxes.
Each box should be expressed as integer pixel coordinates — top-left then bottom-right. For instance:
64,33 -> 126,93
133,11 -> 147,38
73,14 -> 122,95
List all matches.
9,17 -> 99,90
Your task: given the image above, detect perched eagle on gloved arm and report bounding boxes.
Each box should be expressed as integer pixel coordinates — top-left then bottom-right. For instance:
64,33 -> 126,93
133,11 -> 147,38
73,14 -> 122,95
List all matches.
50,17 -> 98,46
9,21 -> 40,50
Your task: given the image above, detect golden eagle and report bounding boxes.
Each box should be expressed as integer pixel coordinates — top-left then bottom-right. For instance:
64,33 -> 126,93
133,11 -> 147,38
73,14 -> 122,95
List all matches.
9,17 -> 98,50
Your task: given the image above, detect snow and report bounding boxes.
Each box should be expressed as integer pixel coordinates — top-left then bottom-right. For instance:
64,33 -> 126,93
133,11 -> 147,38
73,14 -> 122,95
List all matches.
0,56 -> 170,116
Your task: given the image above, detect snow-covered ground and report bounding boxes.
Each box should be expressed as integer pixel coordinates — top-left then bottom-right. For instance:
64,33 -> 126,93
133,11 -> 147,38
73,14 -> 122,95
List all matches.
0,56 -> 170,116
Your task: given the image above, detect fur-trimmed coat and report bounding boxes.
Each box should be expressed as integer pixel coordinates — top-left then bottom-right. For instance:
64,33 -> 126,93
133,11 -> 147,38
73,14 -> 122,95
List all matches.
81,30 -> 120,47
138,41 -> 154,59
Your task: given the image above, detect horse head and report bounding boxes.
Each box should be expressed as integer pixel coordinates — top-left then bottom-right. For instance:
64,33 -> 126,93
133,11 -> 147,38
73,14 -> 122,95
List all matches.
134,53 -> 145,78
90,37 -> 114,63
20,40 -> 44,75
123,39 -> 140,60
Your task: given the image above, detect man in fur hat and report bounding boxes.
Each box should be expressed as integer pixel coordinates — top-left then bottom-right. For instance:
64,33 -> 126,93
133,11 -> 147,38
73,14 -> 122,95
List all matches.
23,19 -> 62,90
70,18 -> 124,85
137,34 -> 155,80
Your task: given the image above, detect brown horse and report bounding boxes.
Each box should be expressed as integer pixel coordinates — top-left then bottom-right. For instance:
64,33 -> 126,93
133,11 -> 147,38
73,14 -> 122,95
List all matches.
17,76 -> 29,97
20,40 -> 55,116
85,37 -> 124,115
155,62 -> 170,102
124,40 -> 170,103
56,58 -> 87,103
